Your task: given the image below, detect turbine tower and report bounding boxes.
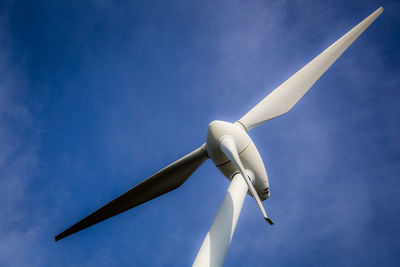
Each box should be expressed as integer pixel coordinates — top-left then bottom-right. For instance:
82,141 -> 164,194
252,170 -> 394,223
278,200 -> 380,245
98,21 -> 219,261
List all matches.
55,7 -> 383,267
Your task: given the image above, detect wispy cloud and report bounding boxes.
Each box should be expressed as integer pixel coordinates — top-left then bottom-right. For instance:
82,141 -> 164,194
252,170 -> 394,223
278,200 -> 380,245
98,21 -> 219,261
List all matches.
0,15 -> 44,266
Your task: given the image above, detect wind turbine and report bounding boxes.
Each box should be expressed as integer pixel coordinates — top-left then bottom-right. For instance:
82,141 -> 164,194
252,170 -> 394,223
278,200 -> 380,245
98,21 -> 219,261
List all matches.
55,7 -> 383,267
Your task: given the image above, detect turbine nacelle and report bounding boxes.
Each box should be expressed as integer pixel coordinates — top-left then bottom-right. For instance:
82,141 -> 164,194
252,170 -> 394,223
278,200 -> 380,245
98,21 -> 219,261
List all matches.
206,120 -> 270,201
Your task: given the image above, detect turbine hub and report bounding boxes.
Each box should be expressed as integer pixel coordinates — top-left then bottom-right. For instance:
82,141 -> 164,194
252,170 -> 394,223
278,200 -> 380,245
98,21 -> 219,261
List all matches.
206,120 -> 270,200
206,120 -> 250,166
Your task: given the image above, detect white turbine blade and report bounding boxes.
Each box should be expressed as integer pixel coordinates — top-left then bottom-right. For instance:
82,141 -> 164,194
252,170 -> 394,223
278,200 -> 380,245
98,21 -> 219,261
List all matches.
238,7 -> 383,131
193,172 -> 248,267
219,136 -> 273,225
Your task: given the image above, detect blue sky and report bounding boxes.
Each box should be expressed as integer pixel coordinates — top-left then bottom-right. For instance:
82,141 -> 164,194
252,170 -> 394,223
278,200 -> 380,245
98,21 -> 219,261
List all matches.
1,0 -> 399,266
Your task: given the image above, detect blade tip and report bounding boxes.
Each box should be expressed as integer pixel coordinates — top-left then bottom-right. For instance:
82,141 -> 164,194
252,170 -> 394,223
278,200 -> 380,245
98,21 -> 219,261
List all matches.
54,233 -> 64,242
265,217 -> 274,225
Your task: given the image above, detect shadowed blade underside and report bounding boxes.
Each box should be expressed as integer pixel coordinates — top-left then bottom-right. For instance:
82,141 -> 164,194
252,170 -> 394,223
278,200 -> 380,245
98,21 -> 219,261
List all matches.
55,145 -> 208,241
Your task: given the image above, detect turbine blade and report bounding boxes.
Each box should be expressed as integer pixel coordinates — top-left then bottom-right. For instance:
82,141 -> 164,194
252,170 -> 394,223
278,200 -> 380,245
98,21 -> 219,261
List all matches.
55,145 -> 208,241
238,7 -> 383,131
219,136 -> 273,225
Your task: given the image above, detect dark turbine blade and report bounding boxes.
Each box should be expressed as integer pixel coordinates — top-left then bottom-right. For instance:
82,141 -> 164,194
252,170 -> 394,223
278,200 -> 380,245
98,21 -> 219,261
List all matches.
55,145 -> 208,241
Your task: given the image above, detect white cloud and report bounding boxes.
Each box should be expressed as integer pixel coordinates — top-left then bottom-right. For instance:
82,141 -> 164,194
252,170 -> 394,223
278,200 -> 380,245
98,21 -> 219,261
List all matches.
0,15 -> 44,266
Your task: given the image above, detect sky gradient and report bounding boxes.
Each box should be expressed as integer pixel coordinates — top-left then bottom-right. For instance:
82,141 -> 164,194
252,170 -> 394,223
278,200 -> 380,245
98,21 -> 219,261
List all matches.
1,0 -> 399,266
